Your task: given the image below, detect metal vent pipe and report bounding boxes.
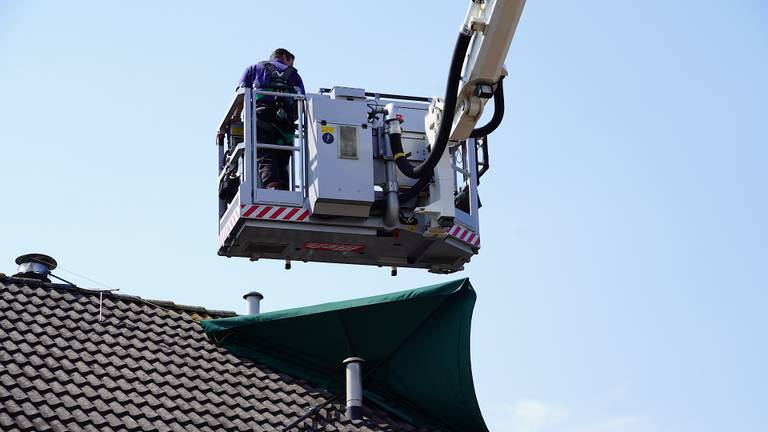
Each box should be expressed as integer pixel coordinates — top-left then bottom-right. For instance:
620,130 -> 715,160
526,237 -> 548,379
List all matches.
13,253 -> 57,282
343,357 -> 365,421
242,291 -> 264,315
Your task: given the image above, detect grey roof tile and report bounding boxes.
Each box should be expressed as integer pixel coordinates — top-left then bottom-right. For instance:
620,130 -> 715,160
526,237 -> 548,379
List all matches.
57,394 -> 78,409
121,415 -> 140,429
231,417 -> 252,432
125,404 -> 142,418
0,277 -> 441,432
107,400 -> 127,415
54,406 -> 73,421
15,415 -> 34,430
71,408 -> 90,424
0,412 -> 13,428
87,409 -> 108,426
103,412 -> 123,428
47,420 -> 68,432
43,392 -> 62,407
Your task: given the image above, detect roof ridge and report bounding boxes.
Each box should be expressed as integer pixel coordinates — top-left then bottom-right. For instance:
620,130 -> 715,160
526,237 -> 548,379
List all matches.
0,275 -> 239,319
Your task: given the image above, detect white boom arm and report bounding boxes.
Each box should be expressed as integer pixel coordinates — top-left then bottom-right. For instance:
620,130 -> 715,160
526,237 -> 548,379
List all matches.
451,0 -> 526,140
418,0 -> 525,228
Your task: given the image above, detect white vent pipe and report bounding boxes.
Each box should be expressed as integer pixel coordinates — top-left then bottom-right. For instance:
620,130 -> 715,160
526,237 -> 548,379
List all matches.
343,357 -> 365,421
242,291 -> 263,315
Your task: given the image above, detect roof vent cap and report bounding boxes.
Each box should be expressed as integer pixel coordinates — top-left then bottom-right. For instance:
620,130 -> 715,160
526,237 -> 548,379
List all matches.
243,291 -> 264,315
14,253 -> 57,282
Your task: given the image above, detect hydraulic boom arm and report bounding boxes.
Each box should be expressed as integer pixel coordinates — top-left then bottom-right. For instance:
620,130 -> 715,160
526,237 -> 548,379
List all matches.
450,0 -> 526,140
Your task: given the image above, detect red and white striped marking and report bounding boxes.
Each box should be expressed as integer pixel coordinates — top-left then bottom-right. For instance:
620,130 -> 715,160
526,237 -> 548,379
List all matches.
448,225 -> 481,248
217,208 -> 242,249
303,242 -> 365,253
241,205 -> 310,222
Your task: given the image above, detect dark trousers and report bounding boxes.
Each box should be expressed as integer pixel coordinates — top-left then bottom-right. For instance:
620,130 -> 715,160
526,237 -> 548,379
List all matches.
256,119 -> 293,190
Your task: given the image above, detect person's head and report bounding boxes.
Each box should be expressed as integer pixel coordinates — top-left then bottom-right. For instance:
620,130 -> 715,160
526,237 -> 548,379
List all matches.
270,48 -> 295,67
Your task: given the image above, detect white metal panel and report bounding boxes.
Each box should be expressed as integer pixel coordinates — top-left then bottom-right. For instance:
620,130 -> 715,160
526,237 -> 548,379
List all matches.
306,95 -> 374,216
308,94 -> 368,126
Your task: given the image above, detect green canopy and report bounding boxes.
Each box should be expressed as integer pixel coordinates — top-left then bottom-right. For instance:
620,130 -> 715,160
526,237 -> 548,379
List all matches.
201,278 -> 488,432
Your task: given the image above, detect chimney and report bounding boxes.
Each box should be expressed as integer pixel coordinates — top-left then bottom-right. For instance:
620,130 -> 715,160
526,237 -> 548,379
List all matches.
243,291 -> 264,315
13,253 -> 57,283
343,357 -> 365,422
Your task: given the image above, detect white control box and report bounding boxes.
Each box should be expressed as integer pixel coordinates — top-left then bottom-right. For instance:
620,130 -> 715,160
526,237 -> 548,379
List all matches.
306,93 -> 374,217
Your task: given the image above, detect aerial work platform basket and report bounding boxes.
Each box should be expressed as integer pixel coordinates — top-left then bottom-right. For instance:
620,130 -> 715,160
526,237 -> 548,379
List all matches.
212,0 -> 526,274
216,86 -> 487,274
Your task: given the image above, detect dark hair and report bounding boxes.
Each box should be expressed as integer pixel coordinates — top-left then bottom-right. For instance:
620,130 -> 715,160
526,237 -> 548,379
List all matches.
270,48 -> 295,61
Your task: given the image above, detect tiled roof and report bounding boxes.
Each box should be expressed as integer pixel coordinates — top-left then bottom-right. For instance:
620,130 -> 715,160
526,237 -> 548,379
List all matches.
0,276 -> 438,432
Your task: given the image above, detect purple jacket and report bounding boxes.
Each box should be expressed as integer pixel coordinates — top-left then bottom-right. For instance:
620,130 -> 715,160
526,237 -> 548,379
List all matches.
238,60 -> 306,95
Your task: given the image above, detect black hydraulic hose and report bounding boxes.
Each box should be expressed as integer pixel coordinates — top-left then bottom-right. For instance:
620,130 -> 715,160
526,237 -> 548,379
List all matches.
390,30 -> 472,180
399,76 -> 503,199
371,174 -> 432,212
398,174 -> 432,203
385,74 -> 502,206
389,133 -> 418,179
470,75 -> 505,138
372,30 -> 472,211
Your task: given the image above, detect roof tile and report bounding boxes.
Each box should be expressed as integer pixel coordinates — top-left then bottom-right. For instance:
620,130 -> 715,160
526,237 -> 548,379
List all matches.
14,415 -> 34,430
0,278 -> 440,432
0,413 -> 12,427
47,420 -> 68,432
54,406 -> 73,421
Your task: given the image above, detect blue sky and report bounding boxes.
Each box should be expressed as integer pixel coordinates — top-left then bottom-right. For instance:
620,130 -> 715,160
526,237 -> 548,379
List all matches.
1,1 -> 766,431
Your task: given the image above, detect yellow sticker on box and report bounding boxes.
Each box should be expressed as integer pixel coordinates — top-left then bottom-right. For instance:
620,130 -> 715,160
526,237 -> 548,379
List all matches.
321,126 -> 335,134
